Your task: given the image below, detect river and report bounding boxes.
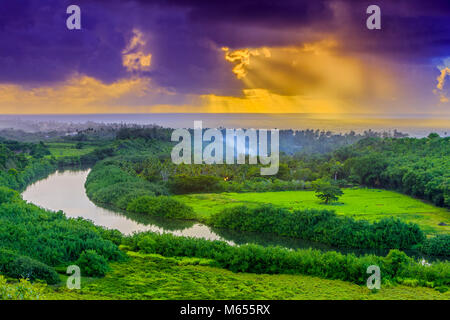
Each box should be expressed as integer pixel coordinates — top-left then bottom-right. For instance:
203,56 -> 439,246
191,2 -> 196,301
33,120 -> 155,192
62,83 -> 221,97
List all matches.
21,169 -> 438,260
21,169 -> 345,250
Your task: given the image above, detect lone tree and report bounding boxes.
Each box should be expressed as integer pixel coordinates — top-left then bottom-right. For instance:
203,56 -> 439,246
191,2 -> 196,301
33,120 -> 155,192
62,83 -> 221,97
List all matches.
315,184 -> 343,204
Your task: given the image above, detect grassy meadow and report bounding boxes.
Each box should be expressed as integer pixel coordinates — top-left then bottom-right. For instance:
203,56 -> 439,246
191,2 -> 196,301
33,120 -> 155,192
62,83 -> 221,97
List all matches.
176,189 -> 450,235
46,142 -> 97,158
44,252 -> 449,300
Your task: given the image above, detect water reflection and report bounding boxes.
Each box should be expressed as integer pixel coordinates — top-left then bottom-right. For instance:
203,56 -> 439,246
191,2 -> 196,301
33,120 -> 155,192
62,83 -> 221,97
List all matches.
22,169 -> 226,241
22,169 -> 442,261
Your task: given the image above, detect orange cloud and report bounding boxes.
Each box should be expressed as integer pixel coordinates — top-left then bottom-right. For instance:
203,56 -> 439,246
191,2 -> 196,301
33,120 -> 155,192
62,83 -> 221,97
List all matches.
222,46 -> 271,79
0,76 -> 151,113
434,67 -> 450,103
218,40 -> 401,113
122,29 -> 152,72
0,39 -> 446,115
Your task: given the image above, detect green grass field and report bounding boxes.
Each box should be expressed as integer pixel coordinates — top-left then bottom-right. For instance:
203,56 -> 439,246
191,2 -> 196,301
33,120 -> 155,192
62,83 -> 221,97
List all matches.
176,189 -> 450,235
46,142 -> 96,158
44,252 -> 448,300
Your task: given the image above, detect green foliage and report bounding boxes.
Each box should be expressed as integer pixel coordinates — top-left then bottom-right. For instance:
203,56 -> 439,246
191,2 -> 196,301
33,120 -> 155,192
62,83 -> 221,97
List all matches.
168,174 -> 222,194
420,235 -> 450,257
177,189 -> 449,235
85,162 -> 168,210
98,229 -> 124,246
335,137 -> 449,208
428,133 -> 440,139
0,139 -> 124,284
75,250 -> 110,277
0,276 -> 44,300
44,253 -> 448,300
383,250 -> 412,277
0,150 -> 56,192
116,127 -> 171,141
278,129 -> 399,155
220,178 -> 308,193
0,200 -> 123,268
210,204 -> 425,249
122,232 -> 450,288
127,195 -> 196,219
0,249 -> 59,284
315,184 -> 344,203
94,135 -> 449,210
0,187 -> 20,204
55,146 -> 115,166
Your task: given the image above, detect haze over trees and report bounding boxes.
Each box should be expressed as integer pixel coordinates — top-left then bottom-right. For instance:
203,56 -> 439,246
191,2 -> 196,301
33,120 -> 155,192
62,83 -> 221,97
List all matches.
0,126 -> 448,299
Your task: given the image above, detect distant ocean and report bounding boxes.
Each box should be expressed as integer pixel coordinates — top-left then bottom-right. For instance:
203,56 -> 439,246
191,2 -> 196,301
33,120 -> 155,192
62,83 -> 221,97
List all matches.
0,113 -> 449,138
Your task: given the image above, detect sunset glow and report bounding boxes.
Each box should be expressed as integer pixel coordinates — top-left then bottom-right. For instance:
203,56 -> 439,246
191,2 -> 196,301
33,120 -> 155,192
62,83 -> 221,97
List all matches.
0,0 -> 448,116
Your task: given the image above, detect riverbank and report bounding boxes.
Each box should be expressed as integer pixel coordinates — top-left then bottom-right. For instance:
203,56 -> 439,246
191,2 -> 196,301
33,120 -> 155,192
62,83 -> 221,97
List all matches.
44,252 -> 449,300
15,160 -> 446,299
82,161 -> 449,258
176,190 -> 450,235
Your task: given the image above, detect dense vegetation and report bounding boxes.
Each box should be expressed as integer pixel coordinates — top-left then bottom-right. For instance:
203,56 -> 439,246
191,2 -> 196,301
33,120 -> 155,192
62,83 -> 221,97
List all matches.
127,195 -> 196,219
106,131 -> 449,210
332,136 -> 449,208
0,128 -> 448,300
0,275 -> 44,300
44,252 -> 448,300
279,128 -> 408,155
121,232 -> 449,290
85,162 -> 169,211
178,189 -> 449,235
209,205 -> 425,250
54,145 -> 115,167
0,140 -> 56,191
0,248 -> 59,284
0,140 -> 123,285
420,235 -> 450,257
84,135 -> 449,256
0,188 -> 123,281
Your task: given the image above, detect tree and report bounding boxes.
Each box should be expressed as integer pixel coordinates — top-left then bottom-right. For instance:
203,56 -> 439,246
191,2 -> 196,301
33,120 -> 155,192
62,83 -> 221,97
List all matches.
427,133 -> 440,139
330,161 -> 343,181
314,184 -> 343,204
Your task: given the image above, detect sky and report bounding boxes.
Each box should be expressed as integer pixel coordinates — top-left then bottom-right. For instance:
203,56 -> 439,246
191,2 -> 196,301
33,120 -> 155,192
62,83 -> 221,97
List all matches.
0,0 -> 449,115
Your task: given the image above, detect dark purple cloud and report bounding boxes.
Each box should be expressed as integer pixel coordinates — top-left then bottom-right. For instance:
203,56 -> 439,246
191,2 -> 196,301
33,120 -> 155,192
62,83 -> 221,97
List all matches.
0,0 -> 130,84
0,0 -> 448,95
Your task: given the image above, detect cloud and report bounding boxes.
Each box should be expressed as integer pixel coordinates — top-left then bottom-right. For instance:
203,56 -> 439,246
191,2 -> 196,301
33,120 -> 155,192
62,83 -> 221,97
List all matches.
0,39 -> 436,115
122,29 -> 152,72
437,68 -> 449,91
433,57 -> 450,103
2,0 -> 449,89
435,67 -> 450,103
222,47 -> 270,79
0,76 -> 152,113
0,0 -> 448,115
221,40 -> 397,106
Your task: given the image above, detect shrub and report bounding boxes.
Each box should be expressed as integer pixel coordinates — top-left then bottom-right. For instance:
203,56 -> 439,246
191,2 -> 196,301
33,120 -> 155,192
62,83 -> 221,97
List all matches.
0,276 -> 44,300
0,187 -> 20,204
0,201 -> 123,267
75,250 -> 110,277
168,174 -> 222,194
123,232 -> 450,288
85,162 -> 169,211
210,204 -> 425,250
127,196 -> 196,219
382,249 -> 413,277
0,249 -> 59,284
420,235 -> 450,257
